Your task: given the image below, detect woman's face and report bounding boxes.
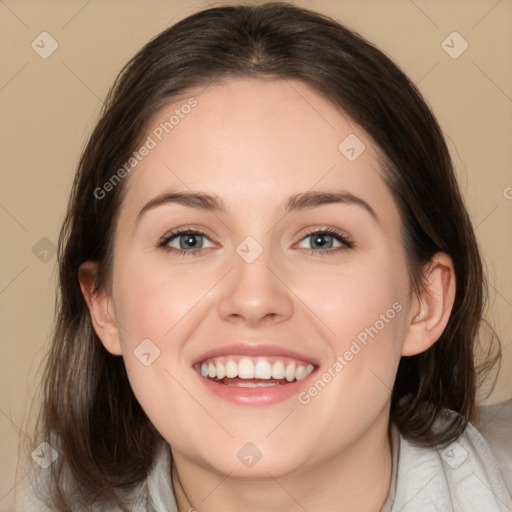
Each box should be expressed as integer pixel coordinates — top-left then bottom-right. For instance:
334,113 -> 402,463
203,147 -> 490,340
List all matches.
105,78 -> 415,477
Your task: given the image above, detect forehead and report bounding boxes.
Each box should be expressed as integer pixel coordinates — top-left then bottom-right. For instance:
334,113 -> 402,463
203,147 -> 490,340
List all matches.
118,77 -> 396,221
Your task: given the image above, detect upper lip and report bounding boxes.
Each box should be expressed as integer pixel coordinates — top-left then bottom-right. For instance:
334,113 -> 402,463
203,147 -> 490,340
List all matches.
192,343 -> 319,367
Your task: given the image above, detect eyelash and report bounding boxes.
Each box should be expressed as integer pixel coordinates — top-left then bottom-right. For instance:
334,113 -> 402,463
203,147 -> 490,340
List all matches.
157,226 -> 354,257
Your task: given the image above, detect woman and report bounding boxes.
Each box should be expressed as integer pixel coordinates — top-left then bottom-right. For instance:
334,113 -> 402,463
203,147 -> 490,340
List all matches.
17,3 -> 511,511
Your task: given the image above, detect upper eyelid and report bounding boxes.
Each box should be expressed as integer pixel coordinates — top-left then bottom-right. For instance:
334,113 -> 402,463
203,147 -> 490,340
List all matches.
300,226 -> 351,238
160,225 -> 215,240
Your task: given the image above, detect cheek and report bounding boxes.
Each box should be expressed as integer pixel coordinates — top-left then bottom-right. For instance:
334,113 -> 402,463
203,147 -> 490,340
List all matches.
295,252 -> 409,404
111,259 -> 206,440
112,257 -> 218,343
294,250 -> 409,346
292,278 -> 407,448
110,257 -> 223,422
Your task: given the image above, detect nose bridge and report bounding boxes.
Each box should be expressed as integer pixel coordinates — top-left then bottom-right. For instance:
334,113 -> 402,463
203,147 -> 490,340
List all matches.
217,234 -> 293,325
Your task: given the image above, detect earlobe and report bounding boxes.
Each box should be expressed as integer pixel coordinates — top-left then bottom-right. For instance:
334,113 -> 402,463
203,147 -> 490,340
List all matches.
78,261 -> 122,356
401,252 -> 456,357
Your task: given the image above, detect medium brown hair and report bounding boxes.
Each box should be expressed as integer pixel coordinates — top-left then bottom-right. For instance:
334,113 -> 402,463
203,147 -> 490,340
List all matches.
30,2 -> 500,510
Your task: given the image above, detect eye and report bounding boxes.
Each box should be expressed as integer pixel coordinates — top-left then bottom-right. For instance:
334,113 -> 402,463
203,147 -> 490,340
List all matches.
157,227 -> 353,257
296,228 -> 354,255
158,229 -> 215,255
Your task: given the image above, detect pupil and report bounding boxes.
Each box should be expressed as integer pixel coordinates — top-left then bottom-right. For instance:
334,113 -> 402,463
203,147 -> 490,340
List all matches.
313,234 -> 332,249
181,234 -> 200,249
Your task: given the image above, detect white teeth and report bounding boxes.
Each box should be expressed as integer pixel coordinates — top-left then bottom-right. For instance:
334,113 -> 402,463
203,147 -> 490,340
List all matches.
199,357 -> 315,382
254,360 -> 272,379
225,360 -> 238,379
285,363 -> 296,382
297,364 -> 315,381
272,361 -> 285,379
238,358 -> 255,379
226,382 -> 279,388
216,361 -> 225,379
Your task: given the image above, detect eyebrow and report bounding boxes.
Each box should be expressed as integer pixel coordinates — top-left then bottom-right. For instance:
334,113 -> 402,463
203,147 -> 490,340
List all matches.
137,190 -> 378,222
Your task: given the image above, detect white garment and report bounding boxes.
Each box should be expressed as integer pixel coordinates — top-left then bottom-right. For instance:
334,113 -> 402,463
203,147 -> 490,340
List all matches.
15,400 -> 512,511
380,400 -> 512,511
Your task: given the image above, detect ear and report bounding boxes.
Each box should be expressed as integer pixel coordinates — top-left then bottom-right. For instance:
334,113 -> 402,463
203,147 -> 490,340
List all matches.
78,261 -> 122,356
401,252 -> 456,357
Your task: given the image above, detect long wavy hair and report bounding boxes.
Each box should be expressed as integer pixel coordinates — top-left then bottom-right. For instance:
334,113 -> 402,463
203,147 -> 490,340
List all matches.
27,2 -> 500,510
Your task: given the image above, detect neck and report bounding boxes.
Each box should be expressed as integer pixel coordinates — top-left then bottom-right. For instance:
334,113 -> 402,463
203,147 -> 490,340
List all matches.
171,412 -> 393,512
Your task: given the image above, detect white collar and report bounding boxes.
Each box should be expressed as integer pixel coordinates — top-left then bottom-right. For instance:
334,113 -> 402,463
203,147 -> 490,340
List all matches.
145,415 -> 512,512
387,419 -> 512,511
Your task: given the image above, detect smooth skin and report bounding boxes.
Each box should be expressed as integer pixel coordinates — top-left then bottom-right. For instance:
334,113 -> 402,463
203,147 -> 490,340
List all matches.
79,78 -> 456,512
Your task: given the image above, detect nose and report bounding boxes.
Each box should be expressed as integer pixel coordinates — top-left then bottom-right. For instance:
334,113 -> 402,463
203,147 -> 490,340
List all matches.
217,244 -> 294,328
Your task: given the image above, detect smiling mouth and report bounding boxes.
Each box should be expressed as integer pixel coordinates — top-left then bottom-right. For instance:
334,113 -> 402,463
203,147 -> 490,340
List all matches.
195,356 -> 316,387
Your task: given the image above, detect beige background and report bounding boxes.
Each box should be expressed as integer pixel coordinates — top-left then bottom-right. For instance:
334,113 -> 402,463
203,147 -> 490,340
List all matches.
1,0 -> 511,508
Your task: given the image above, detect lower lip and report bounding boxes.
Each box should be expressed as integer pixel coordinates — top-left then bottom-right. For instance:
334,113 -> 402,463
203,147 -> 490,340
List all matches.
194,370 -> 317,406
